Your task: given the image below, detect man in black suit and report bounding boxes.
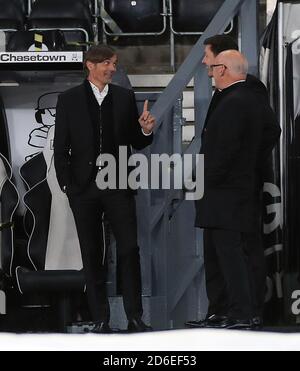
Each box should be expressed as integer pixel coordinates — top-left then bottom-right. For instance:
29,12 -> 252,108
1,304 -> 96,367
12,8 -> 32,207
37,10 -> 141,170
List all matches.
186,36 -> 281,329
192,50 -> 280,329
54,45 -> 155,333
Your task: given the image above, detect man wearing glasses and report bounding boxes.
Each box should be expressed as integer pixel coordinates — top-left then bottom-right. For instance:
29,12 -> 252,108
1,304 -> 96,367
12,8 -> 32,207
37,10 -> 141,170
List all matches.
187,49 -> 280,330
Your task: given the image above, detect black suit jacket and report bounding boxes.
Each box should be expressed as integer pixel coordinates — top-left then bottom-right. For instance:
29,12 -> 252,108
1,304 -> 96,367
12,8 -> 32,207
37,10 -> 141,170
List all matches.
54,81 -> 153,196
195,82 -> 280,232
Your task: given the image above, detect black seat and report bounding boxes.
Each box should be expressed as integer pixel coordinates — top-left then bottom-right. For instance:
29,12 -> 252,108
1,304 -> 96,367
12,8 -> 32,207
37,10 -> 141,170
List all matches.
19,153 -> 47,238
0,0 -> 25,31
6,30 -> 67,52
170,0 -> 234,34
20,153 -> 47,191
0,153 -> 20,278
16,151 -> 85,331
28,0 -> 94,48
0,94 -> 10,164
102,0 -> 167,35
13,0 -> 28,15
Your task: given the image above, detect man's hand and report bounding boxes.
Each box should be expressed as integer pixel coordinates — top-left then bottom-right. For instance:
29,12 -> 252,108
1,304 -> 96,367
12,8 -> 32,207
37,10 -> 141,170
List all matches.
138,100 -> 156,134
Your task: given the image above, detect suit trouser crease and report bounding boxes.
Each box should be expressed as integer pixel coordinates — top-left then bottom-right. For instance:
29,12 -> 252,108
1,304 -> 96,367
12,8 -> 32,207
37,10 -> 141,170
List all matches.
204,226 -> 266,318
205,229 -> 254,320
203,229 -> 228,316
69,185 -> 143,322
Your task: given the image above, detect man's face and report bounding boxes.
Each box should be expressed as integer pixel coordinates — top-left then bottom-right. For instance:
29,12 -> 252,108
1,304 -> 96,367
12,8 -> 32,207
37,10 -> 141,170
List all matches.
202,45 -> 216,78
212,56 -> 227,89
87,54 -> 117,87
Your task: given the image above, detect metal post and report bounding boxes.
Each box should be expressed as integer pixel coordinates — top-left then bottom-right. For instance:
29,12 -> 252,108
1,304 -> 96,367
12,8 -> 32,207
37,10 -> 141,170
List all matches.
169,0 -> 176,72
170,28 -> 176,72
240,0 -> 259,76
151,0 -> 247,128
173,97 -> 184,153
278,2 -> 286,247
194,65 -> 212,138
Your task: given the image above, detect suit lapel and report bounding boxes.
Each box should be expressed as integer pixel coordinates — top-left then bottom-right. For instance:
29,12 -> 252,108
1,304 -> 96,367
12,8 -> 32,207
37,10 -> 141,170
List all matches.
108,84 -> 120,143
78,81 -> 94,131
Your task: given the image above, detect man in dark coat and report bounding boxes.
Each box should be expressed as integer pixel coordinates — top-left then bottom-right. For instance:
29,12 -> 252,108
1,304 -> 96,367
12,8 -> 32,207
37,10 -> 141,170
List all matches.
192,50 -> 280,329
186,36 -> 281,329
54,45 -> 155,333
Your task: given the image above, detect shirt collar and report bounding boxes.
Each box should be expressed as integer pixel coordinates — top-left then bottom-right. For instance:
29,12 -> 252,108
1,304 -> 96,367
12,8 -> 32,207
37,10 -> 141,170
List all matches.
89,80 -> 109,97
219,80 -> 246,91
227,80 -> 246,88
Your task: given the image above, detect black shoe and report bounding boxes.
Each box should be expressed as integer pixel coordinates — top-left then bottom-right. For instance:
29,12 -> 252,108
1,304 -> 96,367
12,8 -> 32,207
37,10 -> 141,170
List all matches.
225,318 -> 254,330
185,319 -> 207,328
204,315 -> 230,329
90,321 -> 112,334
185,314 -> 228,329
252,316 -> 263,330
127,318 -> 152,333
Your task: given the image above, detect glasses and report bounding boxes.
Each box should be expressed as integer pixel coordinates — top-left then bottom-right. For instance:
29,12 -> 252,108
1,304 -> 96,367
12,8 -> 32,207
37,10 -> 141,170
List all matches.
209,64 -> 227,69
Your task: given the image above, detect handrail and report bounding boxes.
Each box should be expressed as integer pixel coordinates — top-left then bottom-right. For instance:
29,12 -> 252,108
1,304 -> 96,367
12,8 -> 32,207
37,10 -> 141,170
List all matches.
150,0 -> 249,228
151,0 -> 247,129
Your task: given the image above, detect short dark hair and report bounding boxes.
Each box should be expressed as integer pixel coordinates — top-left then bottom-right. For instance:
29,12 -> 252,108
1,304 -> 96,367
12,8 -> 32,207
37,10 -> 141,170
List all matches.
84,45 -> 117,74
204,35 -> 238,56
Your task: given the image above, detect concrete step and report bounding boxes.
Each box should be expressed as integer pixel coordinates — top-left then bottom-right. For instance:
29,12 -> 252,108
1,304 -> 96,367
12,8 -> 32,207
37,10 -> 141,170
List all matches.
183,90 -> 195,108
130,73 -> 196,144
129,74 -> 194,89
130,75 -> 196,123
183,125 -> 195,143
183,108 -> 195,122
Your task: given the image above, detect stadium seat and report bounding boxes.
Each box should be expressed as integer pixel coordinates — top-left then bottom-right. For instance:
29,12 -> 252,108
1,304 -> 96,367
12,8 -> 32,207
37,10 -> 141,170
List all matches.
15,0 -> 28,14
18,153 -> 47,244
0,153 -> 20,278
102,0 -> 167,35
0,0 -> 26,31
28,0 -> 94,48
170,0 -> 233,34
0,94 -> 10,164
15,135 -> 86,331
6,30 -> 67,52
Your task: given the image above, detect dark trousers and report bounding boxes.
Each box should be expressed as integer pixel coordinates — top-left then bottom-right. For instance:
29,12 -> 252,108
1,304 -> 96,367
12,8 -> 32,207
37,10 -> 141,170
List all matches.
204,226 -> 266,319
69,183 -> 143,323
203,229 -> 255,320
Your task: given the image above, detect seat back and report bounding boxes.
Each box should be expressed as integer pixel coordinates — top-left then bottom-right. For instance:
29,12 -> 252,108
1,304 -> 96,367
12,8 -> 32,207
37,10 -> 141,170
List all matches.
103,0 -> 166,34
22,154 -> 52,271
20,126 -> 83,271
0,93 -> 10,164
14,0 -> 28,14
171,0 -> 232,34
6,30 -> 67,52
0,153 -> 20,276
0,0 -> 25,30
20,152 -> 48,240
20,153 -> 47,191
28,0 -> 94,45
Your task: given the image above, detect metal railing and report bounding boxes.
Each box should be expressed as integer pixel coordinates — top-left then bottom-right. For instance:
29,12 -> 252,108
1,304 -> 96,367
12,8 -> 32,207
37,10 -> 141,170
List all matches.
145,1 -> 258,324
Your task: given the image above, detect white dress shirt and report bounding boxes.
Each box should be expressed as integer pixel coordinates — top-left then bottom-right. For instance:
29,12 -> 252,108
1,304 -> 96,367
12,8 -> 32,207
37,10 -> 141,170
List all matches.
89,80 -> 152,136
89,81 -> 109,106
